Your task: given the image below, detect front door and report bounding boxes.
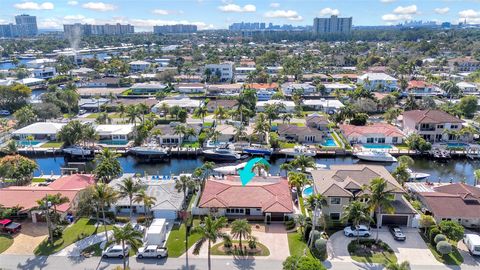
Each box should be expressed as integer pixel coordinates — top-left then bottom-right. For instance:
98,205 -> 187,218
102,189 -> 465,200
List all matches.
245,209 -> 250,216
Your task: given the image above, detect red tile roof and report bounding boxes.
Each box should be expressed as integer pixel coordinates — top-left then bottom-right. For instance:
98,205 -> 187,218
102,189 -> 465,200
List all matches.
47,174 -> 95,190
198,177 -> 293,213
407,80 -> 431,89
245,83 -> 279,90
339,123 -> 405,138
403,110 -> 463,124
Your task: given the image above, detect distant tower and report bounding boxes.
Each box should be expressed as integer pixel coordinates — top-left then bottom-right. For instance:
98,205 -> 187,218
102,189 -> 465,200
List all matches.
15,14 -> 38,36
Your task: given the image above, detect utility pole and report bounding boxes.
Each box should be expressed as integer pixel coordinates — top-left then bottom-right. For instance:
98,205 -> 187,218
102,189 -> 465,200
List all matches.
44,194 -> 53,245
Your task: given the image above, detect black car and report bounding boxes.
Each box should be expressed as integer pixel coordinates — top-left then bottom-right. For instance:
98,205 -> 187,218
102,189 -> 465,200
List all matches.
389,226 -> 406,241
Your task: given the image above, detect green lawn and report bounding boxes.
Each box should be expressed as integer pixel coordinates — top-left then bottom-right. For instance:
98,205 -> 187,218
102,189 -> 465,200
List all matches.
420,234 -> 463,265
0,234 -> 13,254
34,218 -> 113,255
181,142 -> 200,148
165,219 -> 202,257
279,141 -> 297,148
40,141 -> 64,148
287,231 -> 314,259
395,144 -> 410,150
348,239 -> 397,265
298,195 -> 306,215
32,178 -> 47,182
187,193 -> 197,211
210,240 -> 270,256
331,132 -> 347,150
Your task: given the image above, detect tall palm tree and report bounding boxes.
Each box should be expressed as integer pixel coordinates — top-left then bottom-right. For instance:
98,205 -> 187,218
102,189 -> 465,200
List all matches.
160,103 -> 169,120
174,124 -> 187,143
112,223 -> 143,270
82,123 -> 98,148
194,105 -> 208,123
292,155 -> 316,173
94,148 -> 122,183
214,106 -> 228,124
192,216 -> 229,270
92,183 -> 118,242
306,193 -> 328,232
117,177 -> 141,221
118,104 -> 126,123
48,193 -> 70,221
341,200 -> 373,244
2,140 -> 18,155
175,175 -> 195,209
230,219 -> 252,249
288,172 -> 308,200
253,113 -> 270,143
133,189 -> 156,224
279,162 -> 293,176
363,178 -> 395,242
126,104 -> 138,126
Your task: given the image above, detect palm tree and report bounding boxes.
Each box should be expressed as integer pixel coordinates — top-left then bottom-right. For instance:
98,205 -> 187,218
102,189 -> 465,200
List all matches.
341,200 -> 373,244
282,113 -> 293,124
398,155 -> 414,167
253,113 -> 270,143
175,175 -> 195,209
94,148 -> 122,183
48,193 -> 70,221
118,104 -> 126,123
133,189 -> 156,224
253,162 -> 270,176
126,104 -> 138,126
295,214 -> 308,234
92,183 -> 118,242
363,178 -> 395,242
234,125 -> 247,142
174,124 -> 187,143
192,216 -> 229,270
292,155 -> 316,173
386,261 -> 410,270
288,172 -> 308,199
214,106 -> 228,124
82,123 -> 98,148
112,223 -> 143,270
441,81 -> 461,102
306,193 -> 328,231
117,177 -> 141,221
160,103 -> 169,120
230,219 -> 252,249
279,162 -> 293,176
2,140 -> 18,155
194,105 -> 208,123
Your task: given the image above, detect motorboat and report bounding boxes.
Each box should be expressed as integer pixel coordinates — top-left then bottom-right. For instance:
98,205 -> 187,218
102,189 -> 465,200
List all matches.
301,163 -> 328,173
203,145 -> 243,161
213,162 -> 247,175
128,145 -> 169,157
355,151 -> 397,162
243,144 -> 273,156
62,146 -> 92,156
407,168 -> 430,181
280,146 -> 317,157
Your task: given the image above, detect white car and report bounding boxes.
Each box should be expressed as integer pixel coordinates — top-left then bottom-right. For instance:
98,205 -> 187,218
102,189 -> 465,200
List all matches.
344,225 -> 371,237
102,245 -> 129,258
137,245 -> 168,259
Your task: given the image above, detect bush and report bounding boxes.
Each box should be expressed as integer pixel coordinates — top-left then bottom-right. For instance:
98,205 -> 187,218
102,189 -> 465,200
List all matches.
310,230 -> 321,243
283,255 -> 326,270
436,241 -> 452,255
314,238 -> 328,260
434,234 -> 447,244
429,227 -> 441,243
136,216 -> 146,224
52,226 -> 64,238
224,237 -> 232,248
115,216 -> 130,223
304,224 -> 312,241
248,237 -> 257,249
439,220 -> 464,242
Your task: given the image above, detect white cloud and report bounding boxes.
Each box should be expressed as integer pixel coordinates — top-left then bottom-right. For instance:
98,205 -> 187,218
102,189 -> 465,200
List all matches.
270,2 -> 280,8
434,7 -> 450,15
319,8 -> 340,16
393,5 -> 418,15
218,3 -> 256,13
380,0 -> 396,3
152,9 -> 170,15
459,9 -> 479,19
82,2 -> 116,12
14,1 -> 54,10
382,14 -> 412,21
67,1 -> 78,6
264,10 -> 303,21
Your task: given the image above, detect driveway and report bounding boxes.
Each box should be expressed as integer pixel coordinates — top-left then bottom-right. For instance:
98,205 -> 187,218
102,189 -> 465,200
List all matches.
457,240 -> 480,267
4,222 -> 48,255
328,228 -> 440,266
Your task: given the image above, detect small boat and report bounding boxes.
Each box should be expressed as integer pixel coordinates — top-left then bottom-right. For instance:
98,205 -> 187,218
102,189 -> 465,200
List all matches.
128,145 -> 168,157
297,163 -> 328,173
203,145 -> 243,161
63,146 -> 92,156
355,151 -> 397,162
280,146 -> 317,157
407,168 -> 430,181
213,162 -> 247,175
431,149 -> 451,162
243,144 -> 273,156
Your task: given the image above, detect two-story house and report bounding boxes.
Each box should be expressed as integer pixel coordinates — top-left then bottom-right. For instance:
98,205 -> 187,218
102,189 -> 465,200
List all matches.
402,110 -> 465,143
311,165 -> 417,227
357,73 -> 398,92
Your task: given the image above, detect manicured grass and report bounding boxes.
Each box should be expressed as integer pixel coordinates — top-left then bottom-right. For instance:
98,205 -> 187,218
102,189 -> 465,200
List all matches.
34,218 -> 113,255
210,240 -> 270,256
348,239 -> 397,265
81,242 -> 103,256
0,234 -> 14,254
420,234 -> 463,265
331,132 -> 348,150
32,177 -> 47,182
395,144 -> 410,150
40,141 -> 64,148
287,230 -> 314,259
298,195 -> 306,215
181,142 -> 200,148
279,141 -> 297,148
165,219 -> 201,257
187,193 -> 197,211
203,122 -> 213,127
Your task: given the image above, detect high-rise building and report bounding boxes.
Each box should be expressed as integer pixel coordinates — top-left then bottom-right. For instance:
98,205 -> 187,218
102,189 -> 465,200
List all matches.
153,24 -> 197,34
0,14 -> 37,38
63,23 -> 134,37
313,15 -> 352,35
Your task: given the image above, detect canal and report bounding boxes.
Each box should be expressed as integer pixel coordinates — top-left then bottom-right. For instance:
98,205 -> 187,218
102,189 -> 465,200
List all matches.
32,156 -> 479,185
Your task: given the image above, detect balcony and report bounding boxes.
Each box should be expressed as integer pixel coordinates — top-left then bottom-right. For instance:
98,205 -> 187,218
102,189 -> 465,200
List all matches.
419,127 -> 436,131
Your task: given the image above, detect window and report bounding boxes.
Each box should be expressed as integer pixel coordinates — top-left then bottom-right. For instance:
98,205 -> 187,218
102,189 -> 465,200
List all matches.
437,124 -> 444,129
330,197 -> 341,205
392,137 -> 398,144
330,213 -> 340,221
451,125 -> 458,129
377,138 -> 385,143
367,138 -> 374,143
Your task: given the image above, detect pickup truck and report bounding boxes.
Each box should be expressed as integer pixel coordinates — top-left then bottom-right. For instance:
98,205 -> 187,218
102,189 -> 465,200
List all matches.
136,245 -> 168,259
0,219 -> 22,234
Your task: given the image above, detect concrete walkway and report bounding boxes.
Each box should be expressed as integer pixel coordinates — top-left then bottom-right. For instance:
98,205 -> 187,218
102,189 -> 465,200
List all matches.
53,230 -> 112,257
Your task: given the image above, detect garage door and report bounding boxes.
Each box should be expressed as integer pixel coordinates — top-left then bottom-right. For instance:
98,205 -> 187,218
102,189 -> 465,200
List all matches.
153,210 -> 177,220
382,215 -> 408,226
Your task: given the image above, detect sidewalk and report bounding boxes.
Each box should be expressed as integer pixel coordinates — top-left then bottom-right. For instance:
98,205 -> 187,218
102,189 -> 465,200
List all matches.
53,231 -> 112,257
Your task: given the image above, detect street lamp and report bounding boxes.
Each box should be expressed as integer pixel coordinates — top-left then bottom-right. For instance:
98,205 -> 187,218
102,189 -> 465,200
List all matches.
44,195 -> 53,245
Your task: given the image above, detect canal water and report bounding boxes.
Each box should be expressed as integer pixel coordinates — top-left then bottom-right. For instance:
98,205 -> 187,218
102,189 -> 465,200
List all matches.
32,156 -> 479,185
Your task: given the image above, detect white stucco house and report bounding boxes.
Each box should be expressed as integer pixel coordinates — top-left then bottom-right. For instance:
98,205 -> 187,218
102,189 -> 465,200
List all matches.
358,73 -> 398,91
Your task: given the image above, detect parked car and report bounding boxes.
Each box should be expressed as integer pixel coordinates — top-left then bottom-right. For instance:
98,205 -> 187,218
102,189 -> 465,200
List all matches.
463,234 -> 480,256
389,226 -> 406,241
136,245 -> 168,259
344,225 -> 371,237
78,109 -> 86,115
133,223 -> 145,233
102,245 -> 129,258
0,219 -> 22,234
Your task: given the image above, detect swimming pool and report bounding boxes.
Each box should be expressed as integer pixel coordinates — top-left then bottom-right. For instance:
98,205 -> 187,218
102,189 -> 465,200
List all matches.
321,138 -> 338,147
99,140 -> 129,145
303,186 -> 313,197
446,142 -> 469,148
362,144 -> 393,149
17,140 -> 42,146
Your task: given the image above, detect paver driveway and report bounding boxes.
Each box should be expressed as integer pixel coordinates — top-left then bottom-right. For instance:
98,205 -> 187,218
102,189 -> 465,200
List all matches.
4,222 -> 48,255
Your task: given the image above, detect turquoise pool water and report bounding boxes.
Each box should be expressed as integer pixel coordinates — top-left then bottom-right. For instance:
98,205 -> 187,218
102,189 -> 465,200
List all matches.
322,138 -> 338,147
446,142 -> 469,148
303,186 -> 313,197
99,140 -> 129,145
362,144 -> 393,149
17,140 -> 42,146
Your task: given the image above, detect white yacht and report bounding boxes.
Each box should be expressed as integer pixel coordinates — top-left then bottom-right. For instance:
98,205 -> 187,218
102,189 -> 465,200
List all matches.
355,151 -> 397,162
128,145 -> 168,157
213,162 -> 248,175
407,168 -> 430,181
63,146 -> 92,156
203,145 -> 243,161
280,146 -> 317,157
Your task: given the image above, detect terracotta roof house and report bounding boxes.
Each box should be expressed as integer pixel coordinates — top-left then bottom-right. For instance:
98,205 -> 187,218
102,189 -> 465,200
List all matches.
407,80 -> 435,97
412,183 -> 480,228
339,123 -> 405,145
311,165 -> 416,227
244,83 -> 279,91
277,124 -> 324,144
206,99 -> 239,112
196,176 -> 294,222
306,113 -> 330,131
402,110 -> 467,143
0,174 -> 95,223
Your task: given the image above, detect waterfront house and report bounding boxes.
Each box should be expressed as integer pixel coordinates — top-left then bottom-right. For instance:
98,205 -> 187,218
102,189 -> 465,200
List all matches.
206,99 -> 238,113
213,124 -> 254,143
131,82 -> 167,95
196,176 -> 294,222
129,60 -> 152,73
82,77 -> 121,88
277,124 -> 324,144
323,83 -> 354,94
69,67 -> 96,78
306,113 -> 330,131
175,83 -> 205,94
339,123 -> 405,145
406,80 -> 436,97
32,66 -> 57,80
174,74 -> 202,83
302,99 -> 344,114
357,73 -> 398,91
234,67 -> 255,82
245,83 -> 279,101
151,123 -> 200,145
448,57 -> 480,72
204,62 -> 234,81
152,97 -> 202,113
78,98 -> 110,112
0,174 -> 95,223
12,122 -> 66,141
256,100 -> 295,113
206,83 -> 243,96
95,124 -> 135,144
402,110 -> 466,143
311,165 -> 417,227
281,82 -> 316,96
456,82 -> 477,93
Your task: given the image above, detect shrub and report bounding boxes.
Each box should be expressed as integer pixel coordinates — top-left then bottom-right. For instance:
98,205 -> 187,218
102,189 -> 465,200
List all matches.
52,226 -> 64,238
429,227 -> 441,243
314,238 -> 328,260
439,220 -> 464,242
310,230 -> 321,243
434,234 -> 447,244
304,224 -> 312,241
136,216 -> 146,224
115,216 -> 130,223
436,241 -> 452,255
224,237 -> 232,248
248,237 -> 257,249
283,255 -> 326,270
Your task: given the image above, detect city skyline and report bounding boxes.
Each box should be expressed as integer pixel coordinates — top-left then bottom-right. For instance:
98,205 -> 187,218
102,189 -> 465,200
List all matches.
0,0 -> 479,31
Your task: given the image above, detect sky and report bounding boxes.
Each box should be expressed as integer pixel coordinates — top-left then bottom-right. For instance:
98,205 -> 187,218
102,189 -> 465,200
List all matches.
1,0 -> 480,31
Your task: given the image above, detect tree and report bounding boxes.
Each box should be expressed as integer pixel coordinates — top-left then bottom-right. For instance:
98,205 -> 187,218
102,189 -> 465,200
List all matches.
47,193 -> 70,222
363,178 -> 395,242
291,155 -> 316,173
14,106 -> 36,128
231,219 -> 252,249
384,108 -> 402,124
117,177 -> 141,221
192,216 -> 229,270
57,120 -> 85,146
133,189 -> 156,224
419,214 -> 436,236
288,172 -> 308,199
0,84 -> 32,111
2,140 -> 18,155
95,112 -> 112,124
112,223 -> 143,270
33,103 -> 62,121
279,162 -> 293,176
457,95 -> 478,118
341,200 -> 373,243
0,155 -> 37,185
253,113 -> 270,143
126,104 -> 139,126
386,261 -> 411,270
295,214 -> 308,235
441,81 -> 461,101
194,105 -> 208,123
438,220 -> 464,242
436,241 -> 452,255
94,148 -> 122,183
405,133 -> 432,152
283,255 -> 325,270
350,112 -> 369,126
213,106 -> 228,124
92,183 -> 118,242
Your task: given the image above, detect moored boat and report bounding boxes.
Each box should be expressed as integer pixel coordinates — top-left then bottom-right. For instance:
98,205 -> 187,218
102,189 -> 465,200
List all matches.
355,151 -> 397,162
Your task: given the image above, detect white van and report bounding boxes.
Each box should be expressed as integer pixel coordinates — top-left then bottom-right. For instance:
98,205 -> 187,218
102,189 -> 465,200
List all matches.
463,234 -> 480,256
